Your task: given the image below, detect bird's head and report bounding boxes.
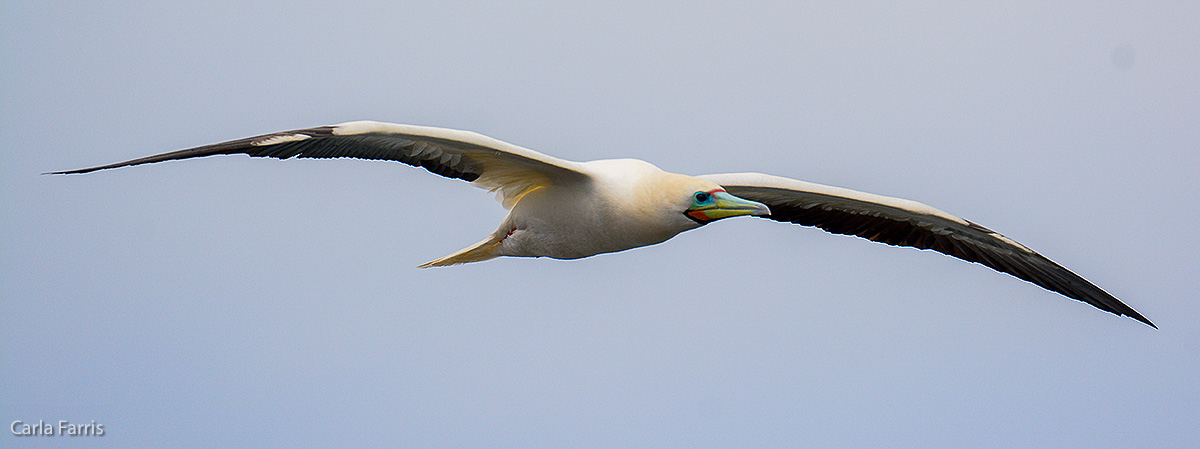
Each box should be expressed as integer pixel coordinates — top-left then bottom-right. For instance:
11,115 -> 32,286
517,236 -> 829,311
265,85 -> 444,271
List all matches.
587,161 -> 771,243
682,186 -> 771,225
641,174 -> 771,228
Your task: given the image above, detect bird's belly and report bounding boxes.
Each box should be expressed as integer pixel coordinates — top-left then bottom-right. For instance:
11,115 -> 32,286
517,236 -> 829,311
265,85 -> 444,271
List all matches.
498,212 -> 675,260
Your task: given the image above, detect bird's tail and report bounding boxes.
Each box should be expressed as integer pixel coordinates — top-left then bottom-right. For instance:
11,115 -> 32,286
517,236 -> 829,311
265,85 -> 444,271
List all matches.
418,236 -> 503,268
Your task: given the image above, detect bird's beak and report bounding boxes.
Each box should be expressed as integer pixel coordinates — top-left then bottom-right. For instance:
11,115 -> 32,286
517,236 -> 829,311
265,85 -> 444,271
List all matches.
686,191 -> 771,223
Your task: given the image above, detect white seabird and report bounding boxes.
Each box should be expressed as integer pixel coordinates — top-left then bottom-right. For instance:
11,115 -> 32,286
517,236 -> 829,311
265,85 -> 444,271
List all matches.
51,121 -> 1154,327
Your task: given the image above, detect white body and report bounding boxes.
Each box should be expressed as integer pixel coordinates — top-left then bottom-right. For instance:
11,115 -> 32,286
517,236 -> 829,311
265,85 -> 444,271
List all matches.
497,159 -> 706,260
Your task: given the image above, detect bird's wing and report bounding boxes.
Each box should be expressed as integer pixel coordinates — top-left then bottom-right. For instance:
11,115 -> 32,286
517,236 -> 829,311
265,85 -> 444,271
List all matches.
51,121 -> 590,209
700,172 -> 1154,327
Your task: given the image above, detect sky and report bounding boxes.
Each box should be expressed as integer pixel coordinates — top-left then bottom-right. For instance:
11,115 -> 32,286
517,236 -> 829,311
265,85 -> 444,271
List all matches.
3,2 -> 1199,448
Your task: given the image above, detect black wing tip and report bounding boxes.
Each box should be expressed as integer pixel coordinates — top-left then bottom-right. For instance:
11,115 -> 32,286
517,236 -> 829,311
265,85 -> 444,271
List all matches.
44,160 -> 152,175
1087,293 -> 1155,328
45,167 -> 98,175
1126,310 -> 1157,329
43,125 -> 339,177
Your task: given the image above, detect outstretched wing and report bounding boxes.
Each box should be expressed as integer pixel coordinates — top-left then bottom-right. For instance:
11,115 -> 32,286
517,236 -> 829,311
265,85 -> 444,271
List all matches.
700,172 -> 1154,328
51,121 -> 590,209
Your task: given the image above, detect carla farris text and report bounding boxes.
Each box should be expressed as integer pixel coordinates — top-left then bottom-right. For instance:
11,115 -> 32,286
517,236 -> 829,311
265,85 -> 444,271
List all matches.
11,420 -> 105,437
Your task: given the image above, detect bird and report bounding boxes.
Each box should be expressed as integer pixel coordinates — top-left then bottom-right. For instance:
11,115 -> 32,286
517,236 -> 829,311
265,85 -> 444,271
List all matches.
50,120 -> 1154,327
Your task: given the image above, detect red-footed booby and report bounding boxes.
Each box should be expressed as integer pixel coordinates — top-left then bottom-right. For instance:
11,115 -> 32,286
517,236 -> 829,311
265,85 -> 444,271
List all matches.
50,121 -> 1154,327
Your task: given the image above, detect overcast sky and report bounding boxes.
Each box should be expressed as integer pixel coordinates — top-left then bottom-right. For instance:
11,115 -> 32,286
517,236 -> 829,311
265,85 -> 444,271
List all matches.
4,2 -> 1199,448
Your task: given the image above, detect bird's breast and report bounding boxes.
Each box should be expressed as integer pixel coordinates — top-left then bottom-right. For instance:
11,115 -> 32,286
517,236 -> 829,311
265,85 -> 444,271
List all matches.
496,185 -> 680,260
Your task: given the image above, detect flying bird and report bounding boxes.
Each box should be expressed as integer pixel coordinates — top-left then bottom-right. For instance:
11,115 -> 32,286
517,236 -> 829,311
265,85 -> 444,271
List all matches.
51,121 -> 1154,327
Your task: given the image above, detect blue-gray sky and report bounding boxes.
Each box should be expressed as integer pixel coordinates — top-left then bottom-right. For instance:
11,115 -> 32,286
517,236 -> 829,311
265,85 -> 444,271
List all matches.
4,2 -> 1198,448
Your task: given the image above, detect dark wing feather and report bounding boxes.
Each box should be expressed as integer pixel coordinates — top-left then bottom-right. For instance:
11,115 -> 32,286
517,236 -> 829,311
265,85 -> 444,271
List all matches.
702,173 -> 1154,328
50,121 -> 589,207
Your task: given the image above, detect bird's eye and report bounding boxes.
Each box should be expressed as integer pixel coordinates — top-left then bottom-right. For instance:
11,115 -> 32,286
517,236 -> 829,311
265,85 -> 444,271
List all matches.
694,191 -> 711,203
